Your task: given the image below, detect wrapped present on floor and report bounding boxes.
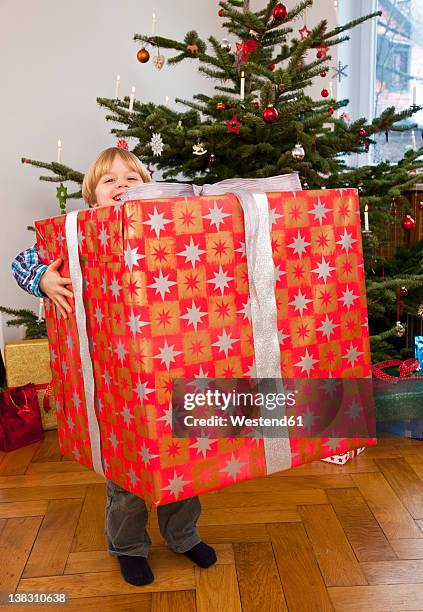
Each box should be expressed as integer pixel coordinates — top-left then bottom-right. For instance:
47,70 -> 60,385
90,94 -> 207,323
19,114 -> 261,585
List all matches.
35,178 -> 376,505
5,339 -> 57,430
0,383 -> 44,451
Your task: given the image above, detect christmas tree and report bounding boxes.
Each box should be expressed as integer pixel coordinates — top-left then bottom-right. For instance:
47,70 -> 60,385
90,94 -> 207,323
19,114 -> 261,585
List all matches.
20,0 -> 423,360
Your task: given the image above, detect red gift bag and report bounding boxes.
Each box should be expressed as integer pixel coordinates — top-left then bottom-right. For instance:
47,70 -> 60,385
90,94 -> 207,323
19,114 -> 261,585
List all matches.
0,383 -> 44,451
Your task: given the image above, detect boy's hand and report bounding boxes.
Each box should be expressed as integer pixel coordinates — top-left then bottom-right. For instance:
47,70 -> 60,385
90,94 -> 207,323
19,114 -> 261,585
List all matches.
39,258 -> 74,319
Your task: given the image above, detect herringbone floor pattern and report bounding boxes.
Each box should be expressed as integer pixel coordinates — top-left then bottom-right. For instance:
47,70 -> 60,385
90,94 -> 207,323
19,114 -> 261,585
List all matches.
0,432 -> 423,611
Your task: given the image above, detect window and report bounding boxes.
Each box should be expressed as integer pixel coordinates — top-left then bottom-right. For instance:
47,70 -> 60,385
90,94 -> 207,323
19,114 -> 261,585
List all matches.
339,0 -> 423,164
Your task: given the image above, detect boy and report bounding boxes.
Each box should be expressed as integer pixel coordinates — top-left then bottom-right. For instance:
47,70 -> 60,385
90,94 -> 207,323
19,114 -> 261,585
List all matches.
12,147 -> 217,586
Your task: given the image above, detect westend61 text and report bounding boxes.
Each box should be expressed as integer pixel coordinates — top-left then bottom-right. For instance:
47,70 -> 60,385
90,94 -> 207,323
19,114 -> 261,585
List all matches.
183,415 -> 304,428
183,390 -> 296,411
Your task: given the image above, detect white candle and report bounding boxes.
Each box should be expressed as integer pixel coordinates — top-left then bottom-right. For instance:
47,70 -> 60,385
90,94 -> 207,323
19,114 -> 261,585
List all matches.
151,12 -> 156,36
37,298 -> 44,323
240,71 -> 245,101
364,204 -> 369,232
129,86 -> 135,113
57,139 -> 62,163
165,95 -> 170,104
412,129 -> 417,150
115,74 -> 121,99
412,79 -> 417,106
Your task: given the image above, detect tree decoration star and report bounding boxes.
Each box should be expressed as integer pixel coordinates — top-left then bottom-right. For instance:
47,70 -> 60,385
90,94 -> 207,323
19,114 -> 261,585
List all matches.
316,42 -> 329,57
332,61 -> 348,83
299,25 -> 312,40
56,183 -> 68,211
226,114 -> 241,134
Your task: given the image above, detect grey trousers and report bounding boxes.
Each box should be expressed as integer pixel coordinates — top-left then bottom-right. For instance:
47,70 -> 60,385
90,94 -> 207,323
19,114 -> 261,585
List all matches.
105,479 -> 202,557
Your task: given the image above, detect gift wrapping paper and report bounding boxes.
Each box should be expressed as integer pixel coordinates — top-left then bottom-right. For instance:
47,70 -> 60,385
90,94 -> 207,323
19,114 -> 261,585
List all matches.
35,186 -> 376,505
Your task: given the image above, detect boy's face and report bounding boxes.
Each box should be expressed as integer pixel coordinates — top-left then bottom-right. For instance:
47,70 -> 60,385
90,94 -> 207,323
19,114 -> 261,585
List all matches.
94,156 -> 145,207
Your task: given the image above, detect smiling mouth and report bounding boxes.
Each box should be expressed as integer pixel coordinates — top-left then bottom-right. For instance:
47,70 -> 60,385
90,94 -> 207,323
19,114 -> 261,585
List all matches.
113,194 -> 122,201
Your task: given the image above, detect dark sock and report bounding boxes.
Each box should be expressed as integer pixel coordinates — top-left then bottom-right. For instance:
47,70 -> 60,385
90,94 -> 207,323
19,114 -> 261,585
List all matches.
117,555 -> 154,586
182,541 -> 217,568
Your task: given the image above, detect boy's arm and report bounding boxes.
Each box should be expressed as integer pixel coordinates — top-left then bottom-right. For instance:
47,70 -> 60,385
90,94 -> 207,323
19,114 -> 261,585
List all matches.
11,245 -> 74,318
11,245 -> 48,298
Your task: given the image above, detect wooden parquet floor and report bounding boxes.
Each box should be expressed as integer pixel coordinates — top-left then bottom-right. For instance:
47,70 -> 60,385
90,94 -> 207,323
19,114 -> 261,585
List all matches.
1,433 -> 423,611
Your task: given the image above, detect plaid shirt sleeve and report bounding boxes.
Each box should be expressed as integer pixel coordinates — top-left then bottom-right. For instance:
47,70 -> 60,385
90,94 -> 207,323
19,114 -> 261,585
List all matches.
11,244 -> 48,298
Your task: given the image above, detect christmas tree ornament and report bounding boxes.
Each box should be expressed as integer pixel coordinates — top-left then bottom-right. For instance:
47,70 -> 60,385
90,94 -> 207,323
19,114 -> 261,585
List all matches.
252,101 -> 260,109
216,102 -> 226,110
299,25 -> 312,40
220,38 -> 232,52
359,128 -> 367,138
385,128 -> 389,143
137,48 -> 150,63
149,132 -> 164,156
395,321 -> 406,338
176,120 -> 183,131
193,140 -> 208,156
320,71 -> 327,77
418,200 -> 423,211
234,38 -> 259,67
116,139 -> 129,150
401,215 -> 416,231
268,63 -> 276,71
249,30 -> 259,39
262,105 -> 279,124
321,88 -> 329,98
316,42 -> 329,58
332,61 -> 348,83
22,158 -> 30,164
291,143 -> 306,161
272,3 -> 288,20
56,183 -> 68,214
218,8 -> 224,16
328,107 -> 335,115
208,153 -> 217,166
400,286 -> 408,297
153,54 -> 166,70
277,83 -> 285,93
226,114 -> 241,134
418,304 -> 423,317
187,43 -> 199,55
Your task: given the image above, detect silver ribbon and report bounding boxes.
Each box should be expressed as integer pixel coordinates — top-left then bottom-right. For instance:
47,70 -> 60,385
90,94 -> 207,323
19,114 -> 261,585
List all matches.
66,174 -> 301,477
65,211 -> 104,476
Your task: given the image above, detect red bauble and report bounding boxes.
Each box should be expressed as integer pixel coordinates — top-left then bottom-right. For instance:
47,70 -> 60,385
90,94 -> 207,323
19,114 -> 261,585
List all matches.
316,51 -> 323,59
320,71 -> 327,77
272,3 -> 288,20
262,105 -> 279,124
137,48 -> 150,63
418,200 -> 423,211
218,8 -> 224,16
402,215 -> 416,231
116,139 -> 129,150
252,101 -> 260,109
359,128 -> 367,138
328,107 -> 335,115
321,88 -> 329,98
399,286 -> 408,297
268,63 -> 276,71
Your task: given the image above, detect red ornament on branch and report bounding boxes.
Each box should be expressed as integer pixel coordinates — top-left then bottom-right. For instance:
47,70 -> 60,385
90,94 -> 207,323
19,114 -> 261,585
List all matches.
328,107 -> 335,115
137,48 -> 150,63
116,139 -> 129,150
320,71 -> 327,77
218,8 -> 224,16
268,63 -> 276,71
359,128 -> 367,138
226,114 -> 241,134
262,105 -> 279,124
402,215 -> 416,231
299,25 -> 312,40
321,88 -> 329,98
272,3 -> 288,20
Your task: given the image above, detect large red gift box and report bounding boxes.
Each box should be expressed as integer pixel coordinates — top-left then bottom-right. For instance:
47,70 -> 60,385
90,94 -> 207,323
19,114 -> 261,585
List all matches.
35,186 -> 376,505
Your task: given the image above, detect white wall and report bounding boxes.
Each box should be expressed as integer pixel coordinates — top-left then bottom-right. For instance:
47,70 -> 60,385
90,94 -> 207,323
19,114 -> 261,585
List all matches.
0,0 -> 335,341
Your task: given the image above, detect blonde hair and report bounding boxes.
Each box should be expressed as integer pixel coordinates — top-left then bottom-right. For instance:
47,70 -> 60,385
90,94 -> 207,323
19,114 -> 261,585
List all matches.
82,147 -> 151,206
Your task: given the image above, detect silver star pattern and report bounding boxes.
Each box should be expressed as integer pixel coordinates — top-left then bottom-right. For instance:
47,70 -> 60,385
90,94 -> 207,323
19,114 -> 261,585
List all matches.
212,329 -> 239,357
312,257 -> 336,284
162,470 -> 191,500
309,197 -> 331,224
148,269 -> 177,300
317,315 -> 340,340
340,285 -> 359,310
203,201 -> 230,230
127,310 -> 149,337
221,453 -> 247,480
289,289 -> 313,316
287,231 -> 311,259
144,206 -> 172,237
154,339 -> 182,370
124,246 -> 145,272
189,438 -> 217,459
207,265 -> 234,295
295,348 -> 319,375
181,301 -> 208,331
177,237 -> 206,268
336,229 -> 357,254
